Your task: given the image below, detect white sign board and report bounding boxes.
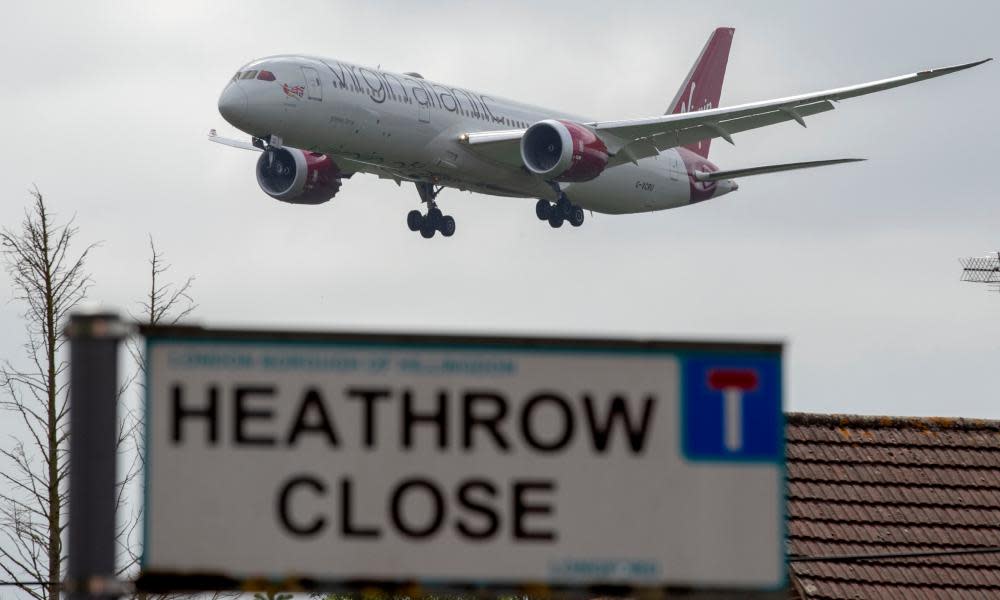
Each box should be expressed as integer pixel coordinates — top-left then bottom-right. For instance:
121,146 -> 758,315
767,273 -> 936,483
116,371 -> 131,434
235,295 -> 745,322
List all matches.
141,329 -> 784,593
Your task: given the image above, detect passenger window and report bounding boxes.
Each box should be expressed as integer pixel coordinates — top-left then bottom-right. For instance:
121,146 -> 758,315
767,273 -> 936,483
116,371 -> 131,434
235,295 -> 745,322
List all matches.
240,70 -> 258,80
257,70 -> 276,81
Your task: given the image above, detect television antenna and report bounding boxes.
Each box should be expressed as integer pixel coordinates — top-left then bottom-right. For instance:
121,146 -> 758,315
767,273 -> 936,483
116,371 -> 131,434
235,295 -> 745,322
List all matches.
960,251 -> 1000,292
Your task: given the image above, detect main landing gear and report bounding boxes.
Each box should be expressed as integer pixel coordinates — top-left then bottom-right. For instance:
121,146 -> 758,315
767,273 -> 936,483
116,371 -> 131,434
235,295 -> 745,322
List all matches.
536,196 -> 585,228
407,182 -> 456,239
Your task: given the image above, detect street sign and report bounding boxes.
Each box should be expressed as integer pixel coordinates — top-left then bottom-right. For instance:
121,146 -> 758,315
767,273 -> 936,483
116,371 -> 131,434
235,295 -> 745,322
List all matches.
140,327 -> 784,594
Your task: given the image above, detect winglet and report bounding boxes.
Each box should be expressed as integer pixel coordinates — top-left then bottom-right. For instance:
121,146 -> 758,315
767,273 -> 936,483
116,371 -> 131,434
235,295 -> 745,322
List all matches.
827,57 -> 992,103
916,57 -> 992,78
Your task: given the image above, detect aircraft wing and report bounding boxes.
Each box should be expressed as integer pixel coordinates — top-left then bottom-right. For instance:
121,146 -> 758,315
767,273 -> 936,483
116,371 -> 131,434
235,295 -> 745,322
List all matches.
207,129 -> 399,179
458,129 -> 525,166
592,59 -> 990,161
331,156 -> 422,184
460,59 -> 990,167
208,129 -> 262,152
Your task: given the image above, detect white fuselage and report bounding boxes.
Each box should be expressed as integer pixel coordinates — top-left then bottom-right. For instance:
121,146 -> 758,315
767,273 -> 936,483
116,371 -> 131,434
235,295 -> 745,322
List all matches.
219,56 -> 734,214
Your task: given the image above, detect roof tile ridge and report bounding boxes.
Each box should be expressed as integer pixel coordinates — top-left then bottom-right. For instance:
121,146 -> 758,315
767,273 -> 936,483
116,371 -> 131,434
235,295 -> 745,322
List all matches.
788,532 -> 1000,547
792,541 -> 993,552
787,456 -> 1000,472
788,496 -> 1000,511
787,412 -> 1000,433
787,478 -> 1000,492
788,515 -> 1000,528
789,496 -> 1000,510
789,479 -> 1000,491
790,514 -> 1000,530
827,559 -> 1000,570
793,571 -> 1000,590
788,438 -> 1000,451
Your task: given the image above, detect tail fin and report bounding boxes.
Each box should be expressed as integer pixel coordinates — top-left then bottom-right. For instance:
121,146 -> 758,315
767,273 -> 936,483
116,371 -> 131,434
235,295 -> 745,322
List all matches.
666,27 -> 735,158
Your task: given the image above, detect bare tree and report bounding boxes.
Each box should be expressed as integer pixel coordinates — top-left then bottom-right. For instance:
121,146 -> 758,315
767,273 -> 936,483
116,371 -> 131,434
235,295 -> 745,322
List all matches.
0,188 -> 96,600
134,236 -> 196,329
0,193 -> 201,600
118,237 -> 196,590
123,236 -> 196,407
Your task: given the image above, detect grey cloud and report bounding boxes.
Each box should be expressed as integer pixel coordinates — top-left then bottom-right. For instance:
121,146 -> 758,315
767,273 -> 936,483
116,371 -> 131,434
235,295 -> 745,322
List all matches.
0,0 -> 997,420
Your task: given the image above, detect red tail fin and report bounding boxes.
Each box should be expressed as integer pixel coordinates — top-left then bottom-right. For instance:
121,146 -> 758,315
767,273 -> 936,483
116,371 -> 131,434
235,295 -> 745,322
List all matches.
666,27 -> 735,158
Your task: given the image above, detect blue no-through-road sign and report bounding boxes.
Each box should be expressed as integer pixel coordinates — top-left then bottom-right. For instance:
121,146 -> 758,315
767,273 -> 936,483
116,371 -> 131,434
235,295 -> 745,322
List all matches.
681,354 -> 783,462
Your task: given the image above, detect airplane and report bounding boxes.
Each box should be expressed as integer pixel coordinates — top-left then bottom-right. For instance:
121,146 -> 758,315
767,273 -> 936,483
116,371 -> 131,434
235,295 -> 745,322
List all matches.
211,28 -> 989,238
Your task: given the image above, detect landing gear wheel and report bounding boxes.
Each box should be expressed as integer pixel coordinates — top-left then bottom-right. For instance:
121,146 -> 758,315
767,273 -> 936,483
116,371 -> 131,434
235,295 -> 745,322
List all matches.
535,199 -> 551,220
407,210 -> 423,232
556,196 -> 572,216
440,215 -> 456,237
548,213 -> 564,228
411,182 -> 455,238
569,206 -> 585,227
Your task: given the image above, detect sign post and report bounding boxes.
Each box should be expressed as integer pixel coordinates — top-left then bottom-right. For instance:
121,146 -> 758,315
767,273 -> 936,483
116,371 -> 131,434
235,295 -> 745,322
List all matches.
66,312 -> 128,600
137,326 -> 785,597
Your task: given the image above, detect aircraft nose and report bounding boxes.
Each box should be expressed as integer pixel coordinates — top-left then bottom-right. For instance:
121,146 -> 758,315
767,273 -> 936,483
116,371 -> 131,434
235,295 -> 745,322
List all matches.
218,83 -> 248,125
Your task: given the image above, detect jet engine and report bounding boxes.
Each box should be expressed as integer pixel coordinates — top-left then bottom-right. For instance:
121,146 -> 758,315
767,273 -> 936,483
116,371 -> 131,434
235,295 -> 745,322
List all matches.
255,147 -> 345,204
520,119 -> 609,182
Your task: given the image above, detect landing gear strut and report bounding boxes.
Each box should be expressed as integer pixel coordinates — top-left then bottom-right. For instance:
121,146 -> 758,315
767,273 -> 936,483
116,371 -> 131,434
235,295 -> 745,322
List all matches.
536,195 -> 585,228
407,182 -> 455,238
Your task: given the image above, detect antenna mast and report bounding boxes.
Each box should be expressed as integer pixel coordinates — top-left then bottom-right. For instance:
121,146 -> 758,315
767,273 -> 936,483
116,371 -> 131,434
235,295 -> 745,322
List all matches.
960,251 -> 1000,292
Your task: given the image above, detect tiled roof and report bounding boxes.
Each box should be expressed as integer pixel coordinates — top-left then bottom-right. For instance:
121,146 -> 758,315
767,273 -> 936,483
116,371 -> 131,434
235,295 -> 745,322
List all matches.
786,413 -> 1000,600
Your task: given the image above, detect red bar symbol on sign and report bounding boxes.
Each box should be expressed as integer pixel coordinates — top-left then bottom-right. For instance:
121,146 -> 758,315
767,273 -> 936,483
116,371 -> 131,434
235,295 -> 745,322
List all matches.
707,369 -> 759,452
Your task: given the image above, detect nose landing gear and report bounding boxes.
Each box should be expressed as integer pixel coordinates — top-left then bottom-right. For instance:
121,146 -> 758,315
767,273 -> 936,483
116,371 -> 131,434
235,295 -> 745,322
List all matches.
407,182 -> 456,238
536,196 -> 585,228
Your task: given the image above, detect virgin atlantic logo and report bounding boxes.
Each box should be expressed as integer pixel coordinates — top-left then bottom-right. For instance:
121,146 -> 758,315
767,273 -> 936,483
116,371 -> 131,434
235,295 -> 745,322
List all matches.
675,82 -> 714,114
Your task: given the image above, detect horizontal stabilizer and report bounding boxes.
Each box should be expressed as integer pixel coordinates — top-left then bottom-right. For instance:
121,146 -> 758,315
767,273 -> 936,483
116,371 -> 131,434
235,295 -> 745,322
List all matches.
694,158 -> 865,181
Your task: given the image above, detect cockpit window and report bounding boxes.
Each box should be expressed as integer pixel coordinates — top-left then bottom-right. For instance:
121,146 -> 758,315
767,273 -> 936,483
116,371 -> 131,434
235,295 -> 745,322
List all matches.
240,70 -> 258,80
257,70 -> 276,81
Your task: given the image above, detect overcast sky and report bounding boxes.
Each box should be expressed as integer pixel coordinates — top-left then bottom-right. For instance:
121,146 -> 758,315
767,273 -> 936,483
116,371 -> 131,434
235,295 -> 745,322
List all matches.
1,0 -> 998,420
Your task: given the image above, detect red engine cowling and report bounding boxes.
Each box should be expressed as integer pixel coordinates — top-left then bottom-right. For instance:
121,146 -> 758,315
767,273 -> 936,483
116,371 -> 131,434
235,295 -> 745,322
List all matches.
520,119 -> 609,182
255,147 -> 346,205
